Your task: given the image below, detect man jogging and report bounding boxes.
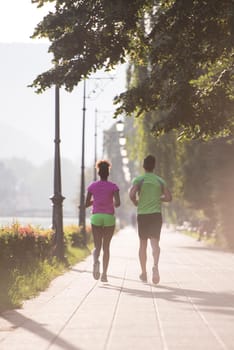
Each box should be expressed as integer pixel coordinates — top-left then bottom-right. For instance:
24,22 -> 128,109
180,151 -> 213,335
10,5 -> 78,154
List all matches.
129,155 -> 172,284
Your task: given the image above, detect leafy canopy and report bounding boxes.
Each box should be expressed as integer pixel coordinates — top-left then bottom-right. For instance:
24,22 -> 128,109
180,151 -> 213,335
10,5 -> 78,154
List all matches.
31,0 -> 234,138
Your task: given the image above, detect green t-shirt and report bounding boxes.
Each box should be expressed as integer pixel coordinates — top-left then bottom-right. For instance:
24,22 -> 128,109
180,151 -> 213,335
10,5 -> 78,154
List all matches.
132,172 -> 166,214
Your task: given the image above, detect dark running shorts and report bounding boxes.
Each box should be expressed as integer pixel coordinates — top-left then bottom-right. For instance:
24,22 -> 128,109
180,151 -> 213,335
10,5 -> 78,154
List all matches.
137,213 -> 162,240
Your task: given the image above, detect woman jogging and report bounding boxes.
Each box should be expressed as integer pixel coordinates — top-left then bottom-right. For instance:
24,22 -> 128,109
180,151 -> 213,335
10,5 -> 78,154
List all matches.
85,160 -> 120,282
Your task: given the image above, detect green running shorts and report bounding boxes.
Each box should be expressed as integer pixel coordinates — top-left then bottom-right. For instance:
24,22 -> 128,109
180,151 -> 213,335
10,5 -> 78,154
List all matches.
91,213 -> 115,227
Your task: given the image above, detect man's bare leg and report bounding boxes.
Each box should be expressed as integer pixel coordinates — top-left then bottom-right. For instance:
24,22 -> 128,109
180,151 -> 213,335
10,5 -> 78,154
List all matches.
150,238 -> 160,284
150,238 -> 160,266
139,239 -> 148,281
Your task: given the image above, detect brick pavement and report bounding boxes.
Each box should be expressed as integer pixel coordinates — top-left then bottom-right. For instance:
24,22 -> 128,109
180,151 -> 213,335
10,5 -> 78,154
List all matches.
0,225 -> 234,350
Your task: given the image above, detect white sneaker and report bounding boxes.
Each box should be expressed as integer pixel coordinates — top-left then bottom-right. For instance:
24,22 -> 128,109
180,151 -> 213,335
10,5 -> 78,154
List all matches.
152,266 -> 160,284
93,261 -> 100,280
101,273 -> 108,282
139,272 -> 147,282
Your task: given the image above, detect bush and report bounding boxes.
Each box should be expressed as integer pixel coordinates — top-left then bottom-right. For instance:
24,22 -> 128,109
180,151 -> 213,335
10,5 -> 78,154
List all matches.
0,222 -> 93,312
64,224 -> 92,247
0,223 -> 54,268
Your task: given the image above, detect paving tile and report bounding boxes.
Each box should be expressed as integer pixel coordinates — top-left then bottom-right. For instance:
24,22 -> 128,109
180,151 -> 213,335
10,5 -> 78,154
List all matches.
0,226 -> 233,350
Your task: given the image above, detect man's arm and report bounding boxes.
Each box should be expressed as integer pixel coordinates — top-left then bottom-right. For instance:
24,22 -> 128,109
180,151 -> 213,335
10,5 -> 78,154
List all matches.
161,186 -> 172,202
129,185 -> 139,206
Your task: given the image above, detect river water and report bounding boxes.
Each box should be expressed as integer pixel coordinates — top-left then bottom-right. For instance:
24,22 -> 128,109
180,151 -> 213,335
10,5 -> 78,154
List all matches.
0,216 -> 79,229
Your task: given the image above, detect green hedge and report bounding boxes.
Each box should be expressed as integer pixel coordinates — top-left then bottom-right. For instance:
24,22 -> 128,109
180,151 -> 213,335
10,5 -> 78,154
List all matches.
0,223 -> 92,267
0,222 -> 93,311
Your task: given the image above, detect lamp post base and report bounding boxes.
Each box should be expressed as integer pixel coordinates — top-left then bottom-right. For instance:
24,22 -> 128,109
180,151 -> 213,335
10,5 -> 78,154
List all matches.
50,193 -> 65,260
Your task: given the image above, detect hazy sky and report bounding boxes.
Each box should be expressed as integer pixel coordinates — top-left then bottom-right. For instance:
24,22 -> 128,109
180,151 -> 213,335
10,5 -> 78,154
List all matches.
0,1 -> 127,167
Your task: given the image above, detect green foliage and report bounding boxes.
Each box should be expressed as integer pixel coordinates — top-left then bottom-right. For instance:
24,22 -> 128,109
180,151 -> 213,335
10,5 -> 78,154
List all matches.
31,0 -> 149,91
182,141 -> 215,215
0,223 -> 93,311
31,0 -> 234,138
126,63 -> 234,248
177,137 -> 234,248
208,138 -> 234,249
0,223 -> 54,268
3,258 -> 64,309
63,224 -> 93,248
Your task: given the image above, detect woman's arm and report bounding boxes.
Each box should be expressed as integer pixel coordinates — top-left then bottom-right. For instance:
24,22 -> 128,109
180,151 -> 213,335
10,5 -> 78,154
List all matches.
85,191 -> 93,208
114,190 -> 120,208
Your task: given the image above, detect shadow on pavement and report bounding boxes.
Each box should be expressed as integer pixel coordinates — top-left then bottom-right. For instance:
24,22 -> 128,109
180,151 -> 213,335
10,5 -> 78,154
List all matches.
100,283 -> 234,316
71,267 -> 139,283
1,310 -> 83,350
180,244 -> 234,254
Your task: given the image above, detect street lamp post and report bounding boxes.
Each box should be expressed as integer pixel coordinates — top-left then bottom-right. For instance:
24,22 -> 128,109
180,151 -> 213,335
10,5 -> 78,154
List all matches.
79,77 -> 115,242
94,108 -> 98,181
50,85 -> 65,260
79,80 -> 86,245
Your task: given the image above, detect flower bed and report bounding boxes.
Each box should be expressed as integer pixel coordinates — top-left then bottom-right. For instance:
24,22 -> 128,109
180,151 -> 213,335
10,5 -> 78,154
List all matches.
0,222 -> 92,311
0,223 -> 54,268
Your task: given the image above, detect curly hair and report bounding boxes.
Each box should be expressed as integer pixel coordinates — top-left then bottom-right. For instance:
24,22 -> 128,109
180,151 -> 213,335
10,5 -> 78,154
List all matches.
96,160 -> 111,179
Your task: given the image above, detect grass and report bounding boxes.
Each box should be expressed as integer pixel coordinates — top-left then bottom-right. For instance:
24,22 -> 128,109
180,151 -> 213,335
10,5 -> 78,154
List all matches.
0,242 -> 93,312
181,229 -> 218,247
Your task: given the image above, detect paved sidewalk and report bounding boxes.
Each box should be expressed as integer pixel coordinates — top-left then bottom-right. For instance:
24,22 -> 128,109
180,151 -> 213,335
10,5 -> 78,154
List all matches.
0,226 -> 234,350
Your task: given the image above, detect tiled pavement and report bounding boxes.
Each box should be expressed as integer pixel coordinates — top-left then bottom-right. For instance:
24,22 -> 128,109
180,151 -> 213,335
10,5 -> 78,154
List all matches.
0,225 -> 234,350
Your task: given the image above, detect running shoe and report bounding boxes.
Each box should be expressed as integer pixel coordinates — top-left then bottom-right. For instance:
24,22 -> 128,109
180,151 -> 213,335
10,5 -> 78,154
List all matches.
93,261 -> 100,280
139,272 -> 147,282
101,273 -> 108,282
152,265 -> 160,284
